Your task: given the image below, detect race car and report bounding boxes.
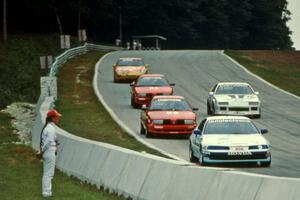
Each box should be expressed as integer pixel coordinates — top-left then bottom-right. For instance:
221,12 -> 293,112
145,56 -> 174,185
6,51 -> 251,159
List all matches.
189,116 -> 271,167
140,95 -> 198,138
113,57 -> 148,82
207,82 -> 261,118
130,74 -> 175,108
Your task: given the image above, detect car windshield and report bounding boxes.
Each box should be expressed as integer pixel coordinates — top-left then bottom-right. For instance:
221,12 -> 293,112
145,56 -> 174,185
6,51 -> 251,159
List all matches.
117,59 -> 144,66
149,99 -> 191,111
136,77 -> 169,86
215,85 -> 254,95
204,119 -> 258,135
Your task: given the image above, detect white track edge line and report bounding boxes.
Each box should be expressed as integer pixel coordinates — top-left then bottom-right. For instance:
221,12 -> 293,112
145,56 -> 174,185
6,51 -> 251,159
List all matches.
93,51 -> 188,162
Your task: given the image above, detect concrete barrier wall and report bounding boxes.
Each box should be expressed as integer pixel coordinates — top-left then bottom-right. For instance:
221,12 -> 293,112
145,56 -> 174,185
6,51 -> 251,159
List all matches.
32,98 -> 300,200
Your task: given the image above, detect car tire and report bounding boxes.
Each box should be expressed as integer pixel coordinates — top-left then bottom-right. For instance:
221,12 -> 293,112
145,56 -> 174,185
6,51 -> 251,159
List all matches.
199,146 -> 206,166
113,73 -> 118,83
254,114 -> 261,119
211,102 -> 216,115
145,128 -> 153,138
131,97 -> 137,108
261,161 -> 271,167
140,123 -> 145,135
254,108 -> 261,119
189,142 -> 198,163
207,100 -> 212,115
260,155 -> 271,167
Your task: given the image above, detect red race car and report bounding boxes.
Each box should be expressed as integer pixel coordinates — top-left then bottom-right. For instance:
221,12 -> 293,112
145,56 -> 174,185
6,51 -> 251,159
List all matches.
130,74 -> 175,108
113,57 -> 148,82
140,95 -> 198,138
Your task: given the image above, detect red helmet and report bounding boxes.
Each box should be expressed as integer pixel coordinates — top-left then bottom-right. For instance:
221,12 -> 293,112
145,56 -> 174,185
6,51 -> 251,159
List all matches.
47,109 -> 62,118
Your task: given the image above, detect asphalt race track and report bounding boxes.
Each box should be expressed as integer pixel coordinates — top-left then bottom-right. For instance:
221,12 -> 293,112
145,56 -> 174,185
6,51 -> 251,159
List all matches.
95,50 -> 300,178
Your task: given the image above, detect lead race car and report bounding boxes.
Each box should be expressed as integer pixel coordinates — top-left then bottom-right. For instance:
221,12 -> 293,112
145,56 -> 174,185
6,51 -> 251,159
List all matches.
189,116 -> 271,166
207,82 -> 261,118
113,57 -> 148,82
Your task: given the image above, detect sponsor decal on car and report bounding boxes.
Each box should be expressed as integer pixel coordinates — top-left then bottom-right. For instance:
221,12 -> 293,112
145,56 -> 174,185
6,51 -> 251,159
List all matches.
166,111 -> 179,115
209,119 -> 249,123
228,151 -> 252,155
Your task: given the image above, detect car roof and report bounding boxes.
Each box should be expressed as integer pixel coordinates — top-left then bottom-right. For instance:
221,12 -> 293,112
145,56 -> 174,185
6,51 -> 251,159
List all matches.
139,74 -> 165,78
153,95 -> 184,100
119,57 -> 142,61
206,116 -> 251,121
217,82 -> 250,86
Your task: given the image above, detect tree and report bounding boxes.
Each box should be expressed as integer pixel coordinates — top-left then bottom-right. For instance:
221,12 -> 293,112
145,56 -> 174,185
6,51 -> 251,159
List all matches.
3,0 -> 7,41
244,0 -> 293,49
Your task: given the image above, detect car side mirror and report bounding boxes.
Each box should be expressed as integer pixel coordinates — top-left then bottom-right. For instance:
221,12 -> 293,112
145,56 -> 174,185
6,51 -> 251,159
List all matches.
193,129 -> 202,136
209,92 -> 214,96
170,83 -> 175,86
141,104 -> 148,110
130,81 -> 135,87
255,91 -> 259,95
260,128 -> 268,134
192,108 -> 199,111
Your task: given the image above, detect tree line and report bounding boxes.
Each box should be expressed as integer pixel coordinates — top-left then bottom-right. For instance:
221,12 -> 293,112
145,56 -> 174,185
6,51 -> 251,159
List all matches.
3,0 -> 293,49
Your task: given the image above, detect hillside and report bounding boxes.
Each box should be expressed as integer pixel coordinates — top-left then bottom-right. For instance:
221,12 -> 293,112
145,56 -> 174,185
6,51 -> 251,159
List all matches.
0,34 -> 81,109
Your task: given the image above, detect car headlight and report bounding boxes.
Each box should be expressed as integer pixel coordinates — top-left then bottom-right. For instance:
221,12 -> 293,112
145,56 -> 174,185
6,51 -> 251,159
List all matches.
248,102 -> 259,105
152,120 -> 163,124
139,68 -> 146,73
184,120 -> 194,125
218,102 -> 229,105
138,93 -> 147,97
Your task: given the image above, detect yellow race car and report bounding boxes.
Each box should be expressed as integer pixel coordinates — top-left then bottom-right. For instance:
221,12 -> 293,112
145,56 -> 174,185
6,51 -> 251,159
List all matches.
113,58 -> 148,82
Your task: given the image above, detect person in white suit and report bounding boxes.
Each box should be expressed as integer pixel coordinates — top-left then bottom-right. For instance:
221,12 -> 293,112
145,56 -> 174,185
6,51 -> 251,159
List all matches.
40,109 -> 61,197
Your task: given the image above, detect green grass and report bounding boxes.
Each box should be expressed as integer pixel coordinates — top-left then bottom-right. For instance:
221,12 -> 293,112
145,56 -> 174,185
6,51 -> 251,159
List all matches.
225,50 -> 300,97
0,112 -> 126,200
55,51 -> 167,157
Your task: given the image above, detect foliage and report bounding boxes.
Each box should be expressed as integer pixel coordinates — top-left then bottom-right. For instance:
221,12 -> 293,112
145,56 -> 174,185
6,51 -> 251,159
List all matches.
0,34 -> 81,109
5,0 -> 293,49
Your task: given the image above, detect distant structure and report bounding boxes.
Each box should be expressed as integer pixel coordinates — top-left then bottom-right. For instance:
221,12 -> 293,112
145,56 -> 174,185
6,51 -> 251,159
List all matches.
132,35 -> 167,50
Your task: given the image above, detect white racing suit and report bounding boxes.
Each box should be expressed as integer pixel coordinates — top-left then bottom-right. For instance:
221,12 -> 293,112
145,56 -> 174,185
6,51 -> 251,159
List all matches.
41,122 -> 57,197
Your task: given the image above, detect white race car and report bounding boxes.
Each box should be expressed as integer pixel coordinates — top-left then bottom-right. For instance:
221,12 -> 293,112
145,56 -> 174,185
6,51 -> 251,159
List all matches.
189,116 -> 271,167
207,82 -> 261,118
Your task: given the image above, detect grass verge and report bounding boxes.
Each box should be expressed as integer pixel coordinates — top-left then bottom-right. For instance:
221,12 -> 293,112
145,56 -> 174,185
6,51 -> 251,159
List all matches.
55,51 -> 167,157
225,50 -> 300,96
0,112 -> 126,200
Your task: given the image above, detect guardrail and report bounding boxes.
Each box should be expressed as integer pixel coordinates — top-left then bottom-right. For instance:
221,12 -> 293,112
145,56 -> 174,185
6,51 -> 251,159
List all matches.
32,45 -> 300,200
49,43 -> 122,77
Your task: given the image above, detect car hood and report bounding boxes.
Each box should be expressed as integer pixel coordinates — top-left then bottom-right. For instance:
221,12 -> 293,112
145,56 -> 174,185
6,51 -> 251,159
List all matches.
202,134 -> 268,146
135,86 -> 172,94
116,66 -> 146,73
148,111 -> 196,120
214,94 -> 259,102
